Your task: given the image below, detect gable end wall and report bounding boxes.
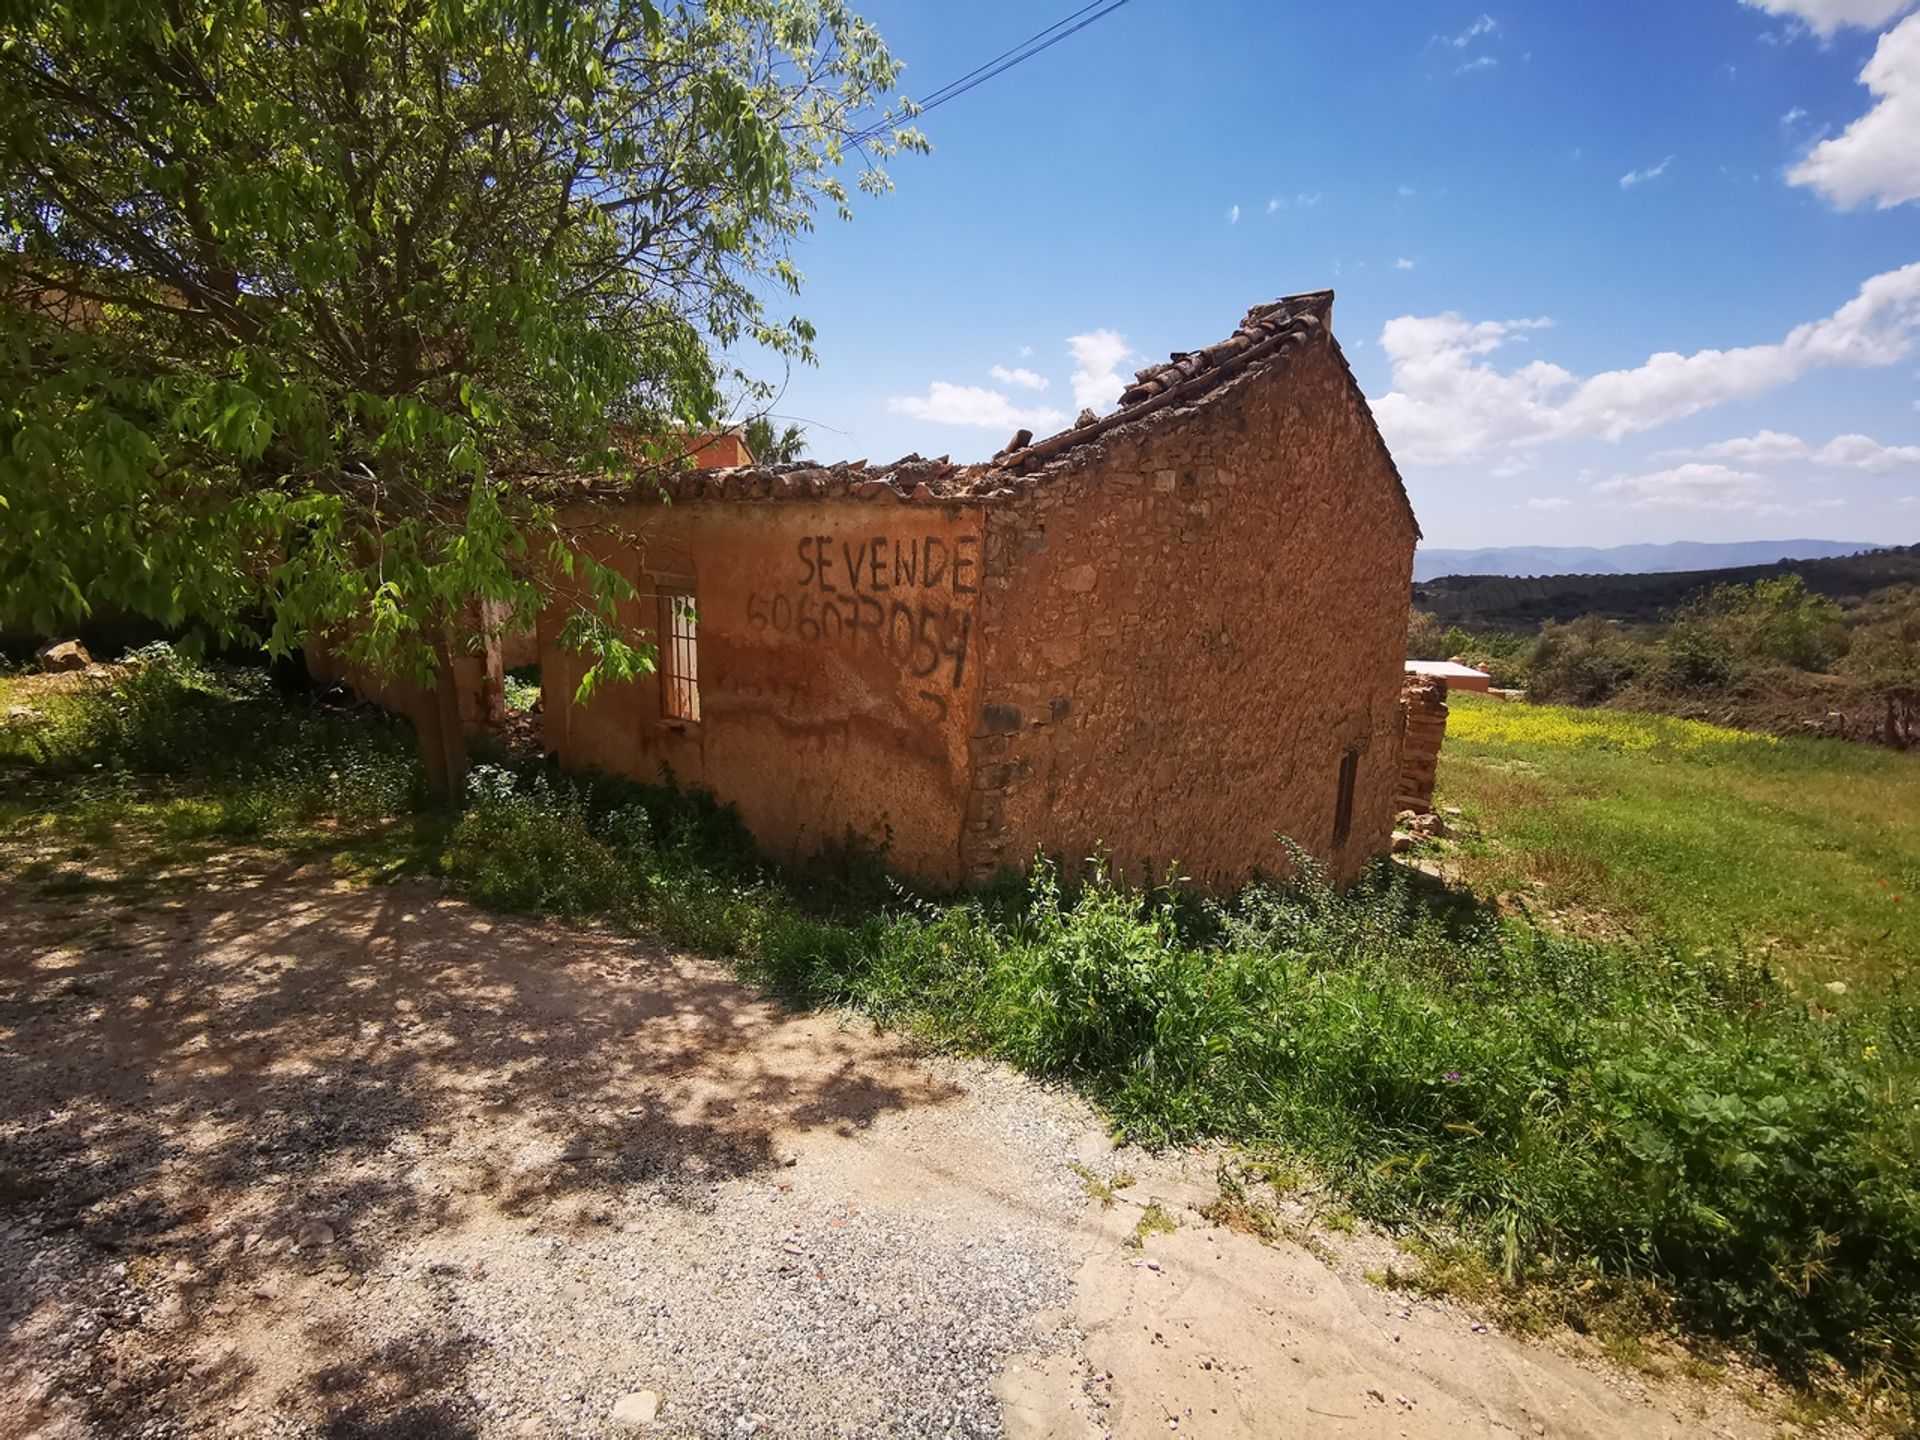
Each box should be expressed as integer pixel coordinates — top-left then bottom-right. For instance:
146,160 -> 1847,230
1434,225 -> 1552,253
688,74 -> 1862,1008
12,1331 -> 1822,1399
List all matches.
964,342 -> 1417,889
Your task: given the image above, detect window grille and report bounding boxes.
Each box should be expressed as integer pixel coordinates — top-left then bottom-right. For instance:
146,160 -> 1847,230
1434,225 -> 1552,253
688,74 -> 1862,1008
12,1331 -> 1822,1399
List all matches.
1333,749 -> 1359,846
659,591 -> 700,721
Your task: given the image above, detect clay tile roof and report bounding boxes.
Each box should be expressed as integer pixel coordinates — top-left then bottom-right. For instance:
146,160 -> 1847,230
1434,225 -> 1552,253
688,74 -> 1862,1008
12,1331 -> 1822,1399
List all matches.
561,288 -> 1414,533
988,290 -> 1337,476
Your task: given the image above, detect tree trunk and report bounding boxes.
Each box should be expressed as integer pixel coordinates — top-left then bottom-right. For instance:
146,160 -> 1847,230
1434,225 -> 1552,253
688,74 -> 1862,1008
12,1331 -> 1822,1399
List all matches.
413,645 -> 470,802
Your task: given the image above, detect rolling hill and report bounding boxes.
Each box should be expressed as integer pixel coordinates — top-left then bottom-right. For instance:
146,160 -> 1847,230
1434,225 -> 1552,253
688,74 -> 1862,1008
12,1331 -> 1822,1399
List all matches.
1412,543 -> 1920,631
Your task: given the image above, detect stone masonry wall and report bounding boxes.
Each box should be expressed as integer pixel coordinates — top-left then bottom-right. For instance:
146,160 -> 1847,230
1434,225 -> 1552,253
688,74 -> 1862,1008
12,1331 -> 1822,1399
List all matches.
963,341 -> 1418,889
1396,673 -> 1449,815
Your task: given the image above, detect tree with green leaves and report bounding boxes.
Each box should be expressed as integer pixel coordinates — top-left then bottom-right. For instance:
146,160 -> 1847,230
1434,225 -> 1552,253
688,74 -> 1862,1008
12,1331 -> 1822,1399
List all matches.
742,413 -> 806,464
0,0 -> 916,791
1665,574 -> 1850,675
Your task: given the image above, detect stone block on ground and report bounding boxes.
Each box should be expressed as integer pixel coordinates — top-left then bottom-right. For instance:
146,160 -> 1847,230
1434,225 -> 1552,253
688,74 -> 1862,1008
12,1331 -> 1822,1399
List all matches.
35,639 -> 91,672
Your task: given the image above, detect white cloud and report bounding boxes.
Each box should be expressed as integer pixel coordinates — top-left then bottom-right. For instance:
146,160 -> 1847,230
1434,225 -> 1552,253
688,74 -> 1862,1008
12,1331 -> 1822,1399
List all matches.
1435,15 -> 1499,74
1620,156 -> 1674,188
1295,191 -> 1323,208
1395,257 -> 1418,271
1436,14 -> 1500,47
1398,184 -> 1418,198
1740,0 -> 1917,36
1788,13 -> 1920,209
1668,429 -> 1812,465
887,382 -> 1066,431
1668,428 -> 1920,471
1228,204 -> 1241,224
1782,106 -> 1809,126
1370,261 -> 1920,464
989,365 -> 1050,392
1525,497 -> 1573,510
1898,493 -> 1920,505
1018,345 -> 1034,359
1810,432 -> 1920,469
1068,330 -> 1133,415
1593,463 -> 1779,511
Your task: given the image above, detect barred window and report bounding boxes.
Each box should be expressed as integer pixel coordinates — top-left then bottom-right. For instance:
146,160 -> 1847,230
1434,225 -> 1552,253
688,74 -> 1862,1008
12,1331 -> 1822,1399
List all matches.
658,592 -> 700,722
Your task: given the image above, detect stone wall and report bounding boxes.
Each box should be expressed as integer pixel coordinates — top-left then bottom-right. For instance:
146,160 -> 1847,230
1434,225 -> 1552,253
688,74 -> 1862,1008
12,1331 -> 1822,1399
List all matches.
539,497 -> 987,883
962,340 -> 1418,888
323,296 -> 1419,888
1396,673 -> 1449,815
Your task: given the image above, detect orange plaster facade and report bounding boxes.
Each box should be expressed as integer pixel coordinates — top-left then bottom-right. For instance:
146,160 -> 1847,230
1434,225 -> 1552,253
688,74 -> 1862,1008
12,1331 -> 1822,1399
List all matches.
313,292 -> 1420,890
534,293 -> 1418,889
539,500 -> 989,881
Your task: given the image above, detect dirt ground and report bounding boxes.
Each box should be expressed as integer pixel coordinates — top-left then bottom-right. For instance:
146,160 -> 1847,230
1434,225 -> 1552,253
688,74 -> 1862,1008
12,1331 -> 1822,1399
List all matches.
0,859 -> 1803,1439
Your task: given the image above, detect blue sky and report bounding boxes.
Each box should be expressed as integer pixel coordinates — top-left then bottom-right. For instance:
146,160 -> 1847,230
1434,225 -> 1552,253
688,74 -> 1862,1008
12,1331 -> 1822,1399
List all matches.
761,0 -> 1920,550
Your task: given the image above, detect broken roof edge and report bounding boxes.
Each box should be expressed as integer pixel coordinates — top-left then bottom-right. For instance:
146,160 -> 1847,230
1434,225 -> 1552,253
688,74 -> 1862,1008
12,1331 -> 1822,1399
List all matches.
548,288 -> 1417,533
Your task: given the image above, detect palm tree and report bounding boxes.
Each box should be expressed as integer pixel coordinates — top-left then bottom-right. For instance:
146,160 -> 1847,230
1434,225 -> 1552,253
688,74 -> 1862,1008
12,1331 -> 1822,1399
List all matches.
743,415 -> 806,464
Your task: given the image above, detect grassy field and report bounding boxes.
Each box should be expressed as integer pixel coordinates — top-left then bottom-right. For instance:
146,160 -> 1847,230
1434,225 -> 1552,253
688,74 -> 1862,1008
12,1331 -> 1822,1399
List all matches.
4,654 -> 1919,1417
1435,694 -> 1919,999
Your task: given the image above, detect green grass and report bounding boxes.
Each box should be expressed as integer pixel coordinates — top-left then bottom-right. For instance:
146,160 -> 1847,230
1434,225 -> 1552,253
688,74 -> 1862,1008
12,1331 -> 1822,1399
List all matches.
1436,693 -> 1920,996
4,650 -> 1918,1417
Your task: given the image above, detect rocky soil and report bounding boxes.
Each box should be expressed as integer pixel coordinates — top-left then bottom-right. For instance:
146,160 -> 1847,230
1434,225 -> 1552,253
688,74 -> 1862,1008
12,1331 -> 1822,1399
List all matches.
0,859 -> 1805,1438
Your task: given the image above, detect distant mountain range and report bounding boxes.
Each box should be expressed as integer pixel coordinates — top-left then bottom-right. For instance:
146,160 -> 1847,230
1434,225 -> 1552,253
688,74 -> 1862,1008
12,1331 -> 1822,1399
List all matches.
1412,539 -> 1878,583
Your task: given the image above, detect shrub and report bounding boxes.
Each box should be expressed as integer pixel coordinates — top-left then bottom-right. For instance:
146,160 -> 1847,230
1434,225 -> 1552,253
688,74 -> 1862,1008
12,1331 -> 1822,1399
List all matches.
446,765 -> 652,918
1666,576 -> 1849,676
1,643 -> 422,825
10,658 -> 1918,1393
738,853 -> 1920,1385
1408,607 -> 1448,661
1528,617 -> 1647,704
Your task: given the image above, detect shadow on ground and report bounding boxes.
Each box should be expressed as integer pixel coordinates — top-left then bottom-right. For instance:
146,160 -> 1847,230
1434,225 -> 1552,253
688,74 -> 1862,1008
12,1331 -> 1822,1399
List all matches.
0,854 -> 961,1435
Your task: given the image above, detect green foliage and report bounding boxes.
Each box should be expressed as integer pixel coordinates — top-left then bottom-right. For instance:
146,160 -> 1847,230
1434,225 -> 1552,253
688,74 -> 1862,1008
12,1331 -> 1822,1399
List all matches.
1,643 -> 421,826
0,0 -> 914,692
1528,616 -> 1647,704
1406,607 -> 1448,661
728,852 -> 1920,1384
1663,575 -> 1849,678
742,414 -> 807,464
448,765 -> 656,919
1410,609 -> 1529,686
1841,586 -> 1920,747
502,667 -> 541,714
445,758 -> 764,921
9,659 -> 1920,1394
1528,578 -> 1855,710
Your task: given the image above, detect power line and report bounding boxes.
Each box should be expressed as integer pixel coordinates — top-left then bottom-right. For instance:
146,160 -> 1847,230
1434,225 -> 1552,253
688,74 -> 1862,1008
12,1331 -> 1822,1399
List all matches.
849,0 -> 1137,147
909,0 -> 1113,113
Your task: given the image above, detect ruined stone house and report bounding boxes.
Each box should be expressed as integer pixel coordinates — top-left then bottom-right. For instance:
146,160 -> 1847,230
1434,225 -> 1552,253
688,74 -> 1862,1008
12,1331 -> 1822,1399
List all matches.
524,289 -> 1419,889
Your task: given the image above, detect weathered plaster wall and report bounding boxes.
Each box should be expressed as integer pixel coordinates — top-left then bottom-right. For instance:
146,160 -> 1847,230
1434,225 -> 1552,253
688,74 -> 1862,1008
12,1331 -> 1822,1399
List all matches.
539,498 -> 987,883
964,341 -> 1417,889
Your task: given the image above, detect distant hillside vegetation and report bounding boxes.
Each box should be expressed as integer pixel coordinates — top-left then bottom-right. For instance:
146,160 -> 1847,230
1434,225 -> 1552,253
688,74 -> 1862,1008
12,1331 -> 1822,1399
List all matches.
1414,543 -> 1920,631
1411,538 -> 1876,584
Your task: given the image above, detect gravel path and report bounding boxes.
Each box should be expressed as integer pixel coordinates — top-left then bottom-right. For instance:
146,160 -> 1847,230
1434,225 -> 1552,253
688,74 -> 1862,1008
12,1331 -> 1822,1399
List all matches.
0,858 -> 1803,1439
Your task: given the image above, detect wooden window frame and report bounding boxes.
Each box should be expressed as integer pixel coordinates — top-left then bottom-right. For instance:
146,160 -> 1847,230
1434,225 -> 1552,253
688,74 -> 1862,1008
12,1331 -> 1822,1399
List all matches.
657,590 -> 700,723
1333,748 -> 1359,847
